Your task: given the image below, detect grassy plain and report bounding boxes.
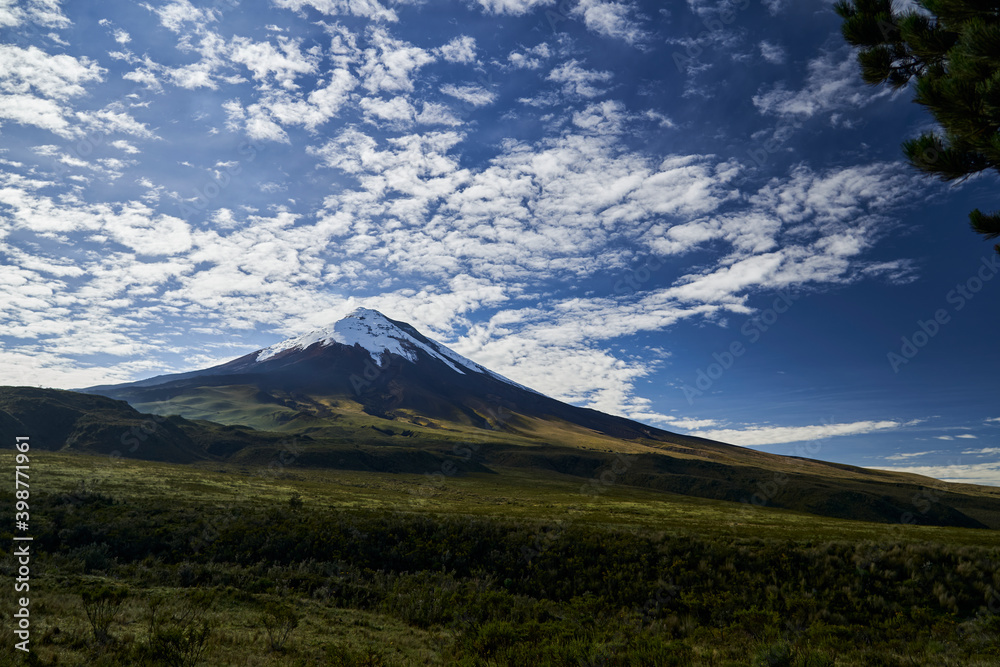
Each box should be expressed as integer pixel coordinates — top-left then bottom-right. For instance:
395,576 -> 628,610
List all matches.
2,451 -> 999,666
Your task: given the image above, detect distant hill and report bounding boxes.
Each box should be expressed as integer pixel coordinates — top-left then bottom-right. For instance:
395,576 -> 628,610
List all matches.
0,386 -> 210,463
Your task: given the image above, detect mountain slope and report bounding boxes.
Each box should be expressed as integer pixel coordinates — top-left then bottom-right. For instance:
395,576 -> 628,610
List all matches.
71,309 -> 1000,529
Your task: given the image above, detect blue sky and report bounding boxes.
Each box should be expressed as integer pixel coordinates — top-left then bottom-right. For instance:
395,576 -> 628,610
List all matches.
1,0 -> 998,484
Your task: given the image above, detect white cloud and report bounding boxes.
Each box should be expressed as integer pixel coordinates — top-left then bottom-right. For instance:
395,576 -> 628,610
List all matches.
962,447 -> 1000,456
449,323 -> 665,419
111,140 -> 141,154
272,0 -> 400,21
416,102 -> 462,126
688,420 -> 904,446
359,27 -> 435,94
955,434 -> 977,439
759,40 -> 785,64
146,0 -> 217,33
506,43 -> 551,70
761,0 -> 786,14
572,100 -> 627,135
0,94 -> 77,137
571,0 -> 649,45
237,68 -> 357,135
753,48 -> 892,120
0,346 -> 156,390
31,144 -> 60,157
229,36 -> 319,90
473,0 -> 554,15
123,66 -> 162,90
547,60 -> 613,98
661,417 -> 720,430
0,45 -> 104,101
935,435 -> 954,440
440,83 -> 496,107
748,162 -> 918,229
102,209 -> 194,256
643,110 -> 675,128
222,99 -> 246,132
872,463 -> 1000,486
884,450 -> 936,461
0,0 -> 69,29
360,95 -> 416,125
438,35 -> 477,64
244,105 -> 290,142
0,181 -> 191,255
78,104 -> 156,139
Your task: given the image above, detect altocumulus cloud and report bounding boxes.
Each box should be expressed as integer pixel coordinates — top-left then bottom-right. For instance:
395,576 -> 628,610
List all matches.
0,0 -> 982,460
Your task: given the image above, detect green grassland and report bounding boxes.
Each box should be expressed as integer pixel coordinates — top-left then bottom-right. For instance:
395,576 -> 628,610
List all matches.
2,451 -> 1000,666
7,385 -> 1000,531
19,452 -> 1000,545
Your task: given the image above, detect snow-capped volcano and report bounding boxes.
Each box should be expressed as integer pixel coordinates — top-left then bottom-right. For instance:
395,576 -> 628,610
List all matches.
83,308 -> 680,445
256,308 -> 424,364
255,308 -> 535,392
84,308 -> 548,411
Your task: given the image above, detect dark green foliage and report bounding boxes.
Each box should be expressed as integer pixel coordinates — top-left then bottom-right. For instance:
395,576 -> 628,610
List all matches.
322,646 -> 393,666
80,585 -> 129,643
260,601 -> 299,651
751,640 -> 793,667
144,591 -> 215,667
148,620 -> 212,667
23,484 -> 1000,663
970,207 -> 1000,237
836,0 -> 1000,247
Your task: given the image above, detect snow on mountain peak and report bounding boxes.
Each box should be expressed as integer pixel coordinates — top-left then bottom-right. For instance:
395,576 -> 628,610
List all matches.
256,308 -> 424,364
253,308 -> 538,393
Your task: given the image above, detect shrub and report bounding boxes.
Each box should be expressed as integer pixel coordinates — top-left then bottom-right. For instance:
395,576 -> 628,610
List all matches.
80,585 -> 128,644
752,640 -> 794,667
149,619 -> 213,667
260,601 -> 299,651
323,646 -> 392,666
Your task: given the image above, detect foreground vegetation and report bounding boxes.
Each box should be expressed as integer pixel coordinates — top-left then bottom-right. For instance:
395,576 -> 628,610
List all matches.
2,453 -> 999,665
